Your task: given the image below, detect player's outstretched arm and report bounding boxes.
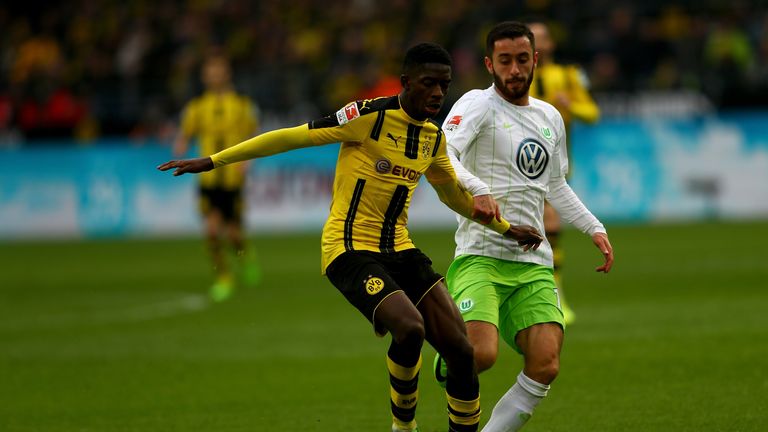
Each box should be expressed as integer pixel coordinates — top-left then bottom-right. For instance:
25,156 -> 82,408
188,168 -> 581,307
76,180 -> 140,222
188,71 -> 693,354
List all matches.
157,157 -> 214,176
592,232 -> 614,273
158,124 -> 317,176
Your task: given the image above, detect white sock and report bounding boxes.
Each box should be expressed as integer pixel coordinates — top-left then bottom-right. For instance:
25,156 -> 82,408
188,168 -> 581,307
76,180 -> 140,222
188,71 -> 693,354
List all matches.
481,372 -> 550,432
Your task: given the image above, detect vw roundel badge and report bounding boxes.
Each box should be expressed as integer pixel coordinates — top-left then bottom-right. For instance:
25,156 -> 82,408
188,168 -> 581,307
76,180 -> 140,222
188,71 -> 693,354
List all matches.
516,138 -> 549,179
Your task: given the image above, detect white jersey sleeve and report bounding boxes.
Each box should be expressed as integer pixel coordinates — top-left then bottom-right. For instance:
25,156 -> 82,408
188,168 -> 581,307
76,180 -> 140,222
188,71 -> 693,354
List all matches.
443,90 -> 492,196
546,110 -> 606,236
547,177 -> 606,235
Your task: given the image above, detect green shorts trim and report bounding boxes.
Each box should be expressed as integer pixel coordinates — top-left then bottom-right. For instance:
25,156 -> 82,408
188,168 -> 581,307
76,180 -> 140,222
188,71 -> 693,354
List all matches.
446,255 -> 564,354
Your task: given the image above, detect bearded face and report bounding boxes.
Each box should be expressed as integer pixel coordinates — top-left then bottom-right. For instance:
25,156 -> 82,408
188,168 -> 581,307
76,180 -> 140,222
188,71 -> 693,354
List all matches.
484,36 -> 537,104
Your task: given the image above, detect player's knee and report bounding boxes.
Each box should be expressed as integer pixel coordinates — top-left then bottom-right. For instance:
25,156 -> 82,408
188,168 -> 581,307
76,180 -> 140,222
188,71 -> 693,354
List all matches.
392,316 -> 425,347
474,346 -> 497,373
451,336 -> 475,362
441,336 -> 475,374
206,234 -> 220,248
530,356 -> 560,384
205,226 -> 219,240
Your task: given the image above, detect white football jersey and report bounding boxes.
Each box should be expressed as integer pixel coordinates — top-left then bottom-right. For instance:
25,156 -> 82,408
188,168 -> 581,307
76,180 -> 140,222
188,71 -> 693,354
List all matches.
443,84 -> 605,266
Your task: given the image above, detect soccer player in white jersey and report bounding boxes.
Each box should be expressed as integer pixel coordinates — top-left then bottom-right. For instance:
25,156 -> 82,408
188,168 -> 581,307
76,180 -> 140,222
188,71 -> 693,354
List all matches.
434,21 -> 614,431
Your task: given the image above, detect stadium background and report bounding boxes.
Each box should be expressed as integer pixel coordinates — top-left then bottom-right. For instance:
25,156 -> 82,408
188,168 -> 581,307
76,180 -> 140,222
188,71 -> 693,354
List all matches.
1,1 -> 767,431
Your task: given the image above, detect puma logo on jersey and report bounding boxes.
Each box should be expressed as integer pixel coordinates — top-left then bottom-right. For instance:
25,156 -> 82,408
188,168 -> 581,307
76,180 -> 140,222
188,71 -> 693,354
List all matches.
387,132 -> 402,148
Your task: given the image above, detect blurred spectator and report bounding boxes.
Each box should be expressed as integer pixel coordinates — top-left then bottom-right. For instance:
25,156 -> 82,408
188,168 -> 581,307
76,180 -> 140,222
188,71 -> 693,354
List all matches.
15,76 -> 88,141
703,14 -> 756,106
1,0 -> 767,144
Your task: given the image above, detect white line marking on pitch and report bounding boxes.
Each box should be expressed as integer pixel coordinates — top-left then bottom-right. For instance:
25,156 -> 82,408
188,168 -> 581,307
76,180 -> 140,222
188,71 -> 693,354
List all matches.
0,293 -> 210,331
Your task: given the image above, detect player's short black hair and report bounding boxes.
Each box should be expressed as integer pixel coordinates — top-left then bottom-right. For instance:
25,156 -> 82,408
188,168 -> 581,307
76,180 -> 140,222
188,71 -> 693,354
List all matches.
402,42 -> 452,74
486,21 -> 535,56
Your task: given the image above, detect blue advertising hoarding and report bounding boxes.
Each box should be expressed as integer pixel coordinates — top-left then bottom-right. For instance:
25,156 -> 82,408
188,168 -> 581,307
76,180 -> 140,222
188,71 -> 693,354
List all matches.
1,112 -> 767,239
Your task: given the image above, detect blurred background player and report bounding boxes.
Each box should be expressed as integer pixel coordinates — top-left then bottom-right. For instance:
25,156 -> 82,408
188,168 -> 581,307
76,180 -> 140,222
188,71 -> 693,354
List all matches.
527,20 -> 601,324
173,53 -> 260,302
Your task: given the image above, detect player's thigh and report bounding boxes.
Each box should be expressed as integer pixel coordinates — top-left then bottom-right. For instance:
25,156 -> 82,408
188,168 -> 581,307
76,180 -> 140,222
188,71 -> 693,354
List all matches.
418,280 -> 467,353
374,290 -> 424,342
466,320 -> 499,371
498,264 -> 564,354
219,188 -> 243,224
198,186 -> 213,216
325,251 -> 417,336
446,255 -> 501,329
199,187 -> 225,230
390,248 -> 444,307
515,322 -> 563,360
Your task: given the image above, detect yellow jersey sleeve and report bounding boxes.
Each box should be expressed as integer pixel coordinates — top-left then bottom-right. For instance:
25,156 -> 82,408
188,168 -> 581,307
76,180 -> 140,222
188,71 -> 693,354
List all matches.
210,124 -> 318,167
306,101 -> 376,145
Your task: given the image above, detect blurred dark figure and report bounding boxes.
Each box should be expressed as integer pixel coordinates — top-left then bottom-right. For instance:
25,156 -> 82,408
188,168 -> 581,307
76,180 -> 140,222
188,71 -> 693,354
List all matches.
528,20 -> 600,325
702,14 -> 757,107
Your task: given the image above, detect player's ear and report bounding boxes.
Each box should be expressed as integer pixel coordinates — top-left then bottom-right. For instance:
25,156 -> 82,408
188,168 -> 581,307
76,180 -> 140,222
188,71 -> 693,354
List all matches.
400,74 -> 409,90
484,56 -> 493,74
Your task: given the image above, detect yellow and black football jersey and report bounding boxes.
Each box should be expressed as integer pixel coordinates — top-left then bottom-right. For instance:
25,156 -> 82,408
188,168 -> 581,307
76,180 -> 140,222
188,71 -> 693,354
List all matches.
210,95 -> 511,273
180,90 -> 258,189
530,63 -> 599,127
307,96 -> 457,271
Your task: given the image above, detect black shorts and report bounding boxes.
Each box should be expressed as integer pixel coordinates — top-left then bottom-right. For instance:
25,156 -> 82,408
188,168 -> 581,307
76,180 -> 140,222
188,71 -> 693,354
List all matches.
199,187 -> 243,223
325,248 -> 443,335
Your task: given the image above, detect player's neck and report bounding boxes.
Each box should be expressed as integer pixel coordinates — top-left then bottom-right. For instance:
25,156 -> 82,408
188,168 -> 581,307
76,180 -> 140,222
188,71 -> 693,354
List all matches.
493,85 -> 530,107
398,94 -> 427,122
208,85 -> 232,95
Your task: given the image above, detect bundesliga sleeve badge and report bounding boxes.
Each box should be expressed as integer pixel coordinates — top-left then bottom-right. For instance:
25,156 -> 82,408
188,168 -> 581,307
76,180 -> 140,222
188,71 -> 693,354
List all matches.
445,115 -> 462,131
336,102 -> 361,125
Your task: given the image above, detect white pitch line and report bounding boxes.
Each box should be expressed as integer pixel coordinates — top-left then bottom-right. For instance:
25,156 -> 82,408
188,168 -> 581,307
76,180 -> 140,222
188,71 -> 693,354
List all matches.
0,293 -> 210,332
115,294 -> 209,321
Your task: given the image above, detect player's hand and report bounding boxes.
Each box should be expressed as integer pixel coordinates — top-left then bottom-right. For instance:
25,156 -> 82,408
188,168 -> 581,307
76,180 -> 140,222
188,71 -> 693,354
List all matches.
471,194 -> 501,225
592,232 -> 614,273
157,157 -> 214,176
504,225 -> 544,252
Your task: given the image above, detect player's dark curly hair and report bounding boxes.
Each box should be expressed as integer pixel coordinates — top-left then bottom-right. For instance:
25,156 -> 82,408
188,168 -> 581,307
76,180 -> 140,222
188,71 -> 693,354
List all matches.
486,21 -> 535,56
402,42 -> 452,74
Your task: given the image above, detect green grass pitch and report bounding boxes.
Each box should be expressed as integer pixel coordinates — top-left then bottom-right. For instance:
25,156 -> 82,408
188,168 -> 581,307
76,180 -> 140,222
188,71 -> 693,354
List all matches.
1,221 -> 767,431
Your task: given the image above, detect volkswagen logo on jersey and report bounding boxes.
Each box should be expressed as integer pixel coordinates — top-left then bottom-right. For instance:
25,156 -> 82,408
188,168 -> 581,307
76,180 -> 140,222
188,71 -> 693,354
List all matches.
516,138 -> 549,179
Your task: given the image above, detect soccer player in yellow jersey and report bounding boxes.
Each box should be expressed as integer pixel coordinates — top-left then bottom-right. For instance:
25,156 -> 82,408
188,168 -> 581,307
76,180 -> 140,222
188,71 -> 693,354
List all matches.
528,21 -> 601,324
160,43 -> 544,432
173,55 -> 260,302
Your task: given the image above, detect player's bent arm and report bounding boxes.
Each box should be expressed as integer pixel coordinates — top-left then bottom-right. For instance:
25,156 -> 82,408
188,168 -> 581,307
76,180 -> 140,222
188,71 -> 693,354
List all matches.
428,164 -> 543,249
211,124 -> 317,167
547,176 -> 605,235
446,143 -> 491,196
427,152 -> 510,234
567,66 -> 600,124
429,179 -> 510,235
